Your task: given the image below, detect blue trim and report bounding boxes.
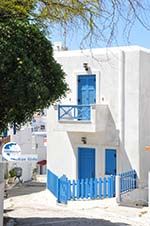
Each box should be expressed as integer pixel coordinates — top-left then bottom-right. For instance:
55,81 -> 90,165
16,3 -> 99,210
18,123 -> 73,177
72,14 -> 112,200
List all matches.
120,170 -> 137,193
78,74 -> 96,120
47,169 -> 136,203
57,175 -> 68,204
58,105 -> 91,121
47,169 -> 59,198
78,74 -> 96,105
105,149 -> 117,175
78,147 -> 95,180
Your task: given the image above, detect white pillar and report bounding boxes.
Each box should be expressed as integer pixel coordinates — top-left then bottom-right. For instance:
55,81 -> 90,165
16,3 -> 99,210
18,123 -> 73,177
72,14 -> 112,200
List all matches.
116,175 -> 121,203
0,182 -> 4,226
118,50 -> 125,148
148,172 -> 150,207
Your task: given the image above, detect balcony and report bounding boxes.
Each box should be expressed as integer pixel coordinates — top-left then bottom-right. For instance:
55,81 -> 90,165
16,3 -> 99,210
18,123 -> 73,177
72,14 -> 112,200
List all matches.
58,105 -> 91,121
56,104 -> 116,133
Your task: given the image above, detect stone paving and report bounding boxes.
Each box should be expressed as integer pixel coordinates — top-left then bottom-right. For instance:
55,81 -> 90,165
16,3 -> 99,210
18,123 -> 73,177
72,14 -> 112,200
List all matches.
4,180 -> 150,226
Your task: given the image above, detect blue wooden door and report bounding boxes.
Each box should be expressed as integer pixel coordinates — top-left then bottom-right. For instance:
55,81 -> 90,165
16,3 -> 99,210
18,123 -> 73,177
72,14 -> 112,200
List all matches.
78,75 -> 96,120
78,147 -> 95,179
105,149 -> 117,175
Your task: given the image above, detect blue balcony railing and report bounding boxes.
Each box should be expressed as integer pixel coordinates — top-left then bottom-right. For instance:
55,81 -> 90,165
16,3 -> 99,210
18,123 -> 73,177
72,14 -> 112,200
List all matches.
58,105 -> 91,121
120,170 -> 137,193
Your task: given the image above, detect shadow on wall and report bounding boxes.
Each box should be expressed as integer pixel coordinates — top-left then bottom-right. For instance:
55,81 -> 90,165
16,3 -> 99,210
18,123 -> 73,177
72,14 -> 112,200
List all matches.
4,217 -> 130,226
65,105 -> 135,180
68,132 -> 133,173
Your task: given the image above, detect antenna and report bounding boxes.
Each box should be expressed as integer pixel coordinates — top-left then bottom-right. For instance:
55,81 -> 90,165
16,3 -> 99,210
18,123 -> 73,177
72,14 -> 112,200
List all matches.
63,22 -> 68,50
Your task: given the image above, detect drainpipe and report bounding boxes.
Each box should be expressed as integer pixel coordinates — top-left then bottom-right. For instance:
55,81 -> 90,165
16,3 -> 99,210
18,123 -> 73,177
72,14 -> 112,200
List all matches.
118,50 -> 125,149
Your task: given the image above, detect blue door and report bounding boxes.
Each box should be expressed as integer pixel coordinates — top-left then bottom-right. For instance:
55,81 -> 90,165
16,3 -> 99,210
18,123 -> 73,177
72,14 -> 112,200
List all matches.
78,147 -> 95,179
105,149 -> 117,175
78,75 -> 96,120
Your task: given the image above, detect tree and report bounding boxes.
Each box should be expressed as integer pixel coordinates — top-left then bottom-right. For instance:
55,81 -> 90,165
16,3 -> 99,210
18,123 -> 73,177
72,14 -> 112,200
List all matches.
0,19 -> 68,131
0,0 -> 150,130
0,1 -> 150,47
0,0 -> 35,18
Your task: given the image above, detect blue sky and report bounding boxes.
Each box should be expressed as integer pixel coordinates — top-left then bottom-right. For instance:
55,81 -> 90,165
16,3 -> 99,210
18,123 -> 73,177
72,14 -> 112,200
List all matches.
50,20 -> 150,50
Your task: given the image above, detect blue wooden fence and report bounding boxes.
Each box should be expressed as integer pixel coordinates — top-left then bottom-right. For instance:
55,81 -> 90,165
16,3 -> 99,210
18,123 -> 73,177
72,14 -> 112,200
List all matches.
57,175 -> 69,204
47,169 -> 137,204
120,170 -> 137,193
57,175 -> 115,204
58,105 -> 91,121
68,176 -> 115,200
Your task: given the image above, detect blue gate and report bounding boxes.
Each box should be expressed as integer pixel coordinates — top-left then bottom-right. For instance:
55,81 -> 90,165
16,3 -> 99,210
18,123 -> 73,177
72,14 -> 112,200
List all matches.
57,175 -> 115,204
47,170 -> 137,204
57,175 -> 68,204
120,170 -> 137,193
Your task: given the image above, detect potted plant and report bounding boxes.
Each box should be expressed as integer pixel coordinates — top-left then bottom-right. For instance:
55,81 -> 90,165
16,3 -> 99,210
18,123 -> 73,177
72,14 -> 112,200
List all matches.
8,168 -> 16,184
32,167 -> 38,181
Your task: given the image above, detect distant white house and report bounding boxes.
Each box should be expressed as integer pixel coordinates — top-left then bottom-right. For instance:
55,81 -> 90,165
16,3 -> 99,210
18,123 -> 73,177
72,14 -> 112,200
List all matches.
0,119 -> 47,226
47,46 -> 150,195
32,111 -> 47,175
0,124 -> 37,182
9,126 -> 35,181
0,127 -> 34,226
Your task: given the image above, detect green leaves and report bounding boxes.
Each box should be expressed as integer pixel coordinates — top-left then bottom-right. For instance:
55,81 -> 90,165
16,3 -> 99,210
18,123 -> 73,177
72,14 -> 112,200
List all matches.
0,19 -> 68,131
0,0 -> 100,32
0,0 -> 150,48
0,0 -> 36,18
38,0 -> 100,24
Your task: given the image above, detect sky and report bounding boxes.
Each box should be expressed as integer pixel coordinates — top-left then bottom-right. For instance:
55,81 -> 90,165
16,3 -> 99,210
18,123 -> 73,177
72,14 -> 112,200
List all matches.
50,19 -> 150,51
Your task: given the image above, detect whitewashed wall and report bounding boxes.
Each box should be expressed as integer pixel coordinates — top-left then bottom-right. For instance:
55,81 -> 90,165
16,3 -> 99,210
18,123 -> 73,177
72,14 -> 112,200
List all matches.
32,135 -> 47,174
33,135 -> 46,161
47,46 -> 150,185
139,51 -> 150,186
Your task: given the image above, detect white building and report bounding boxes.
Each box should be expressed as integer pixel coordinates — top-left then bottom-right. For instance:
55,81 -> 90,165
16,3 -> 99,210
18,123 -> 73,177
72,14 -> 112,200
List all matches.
32,111 -> 47,175
0,126 -> 33,226
47,46 -> 150,192
0,121 -> 46,226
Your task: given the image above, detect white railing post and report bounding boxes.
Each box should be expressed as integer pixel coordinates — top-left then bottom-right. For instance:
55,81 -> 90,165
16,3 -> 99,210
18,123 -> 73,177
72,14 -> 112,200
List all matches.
148,172 -> 150,207
116,175 -> 121,203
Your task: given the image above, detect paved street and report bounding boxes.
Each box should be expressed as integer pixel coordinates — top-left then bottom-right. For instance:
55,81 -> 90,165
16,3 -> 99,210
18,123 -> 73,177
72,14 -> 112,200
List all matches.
5,181 -> 45,198
13,217 -> 130,226
4,180 -> 150,226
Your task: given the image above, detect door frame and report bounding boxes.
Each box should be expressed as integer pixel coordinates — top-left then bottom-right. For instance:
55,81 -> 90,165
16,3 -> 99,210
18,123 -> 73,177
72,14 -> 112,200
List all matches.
78,147 -> 96,179
74,145 -> 99,180
77,74 -> 96,106
105,148 -> 117,175
103,146 -> 118,174
73,70 -> 101,105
